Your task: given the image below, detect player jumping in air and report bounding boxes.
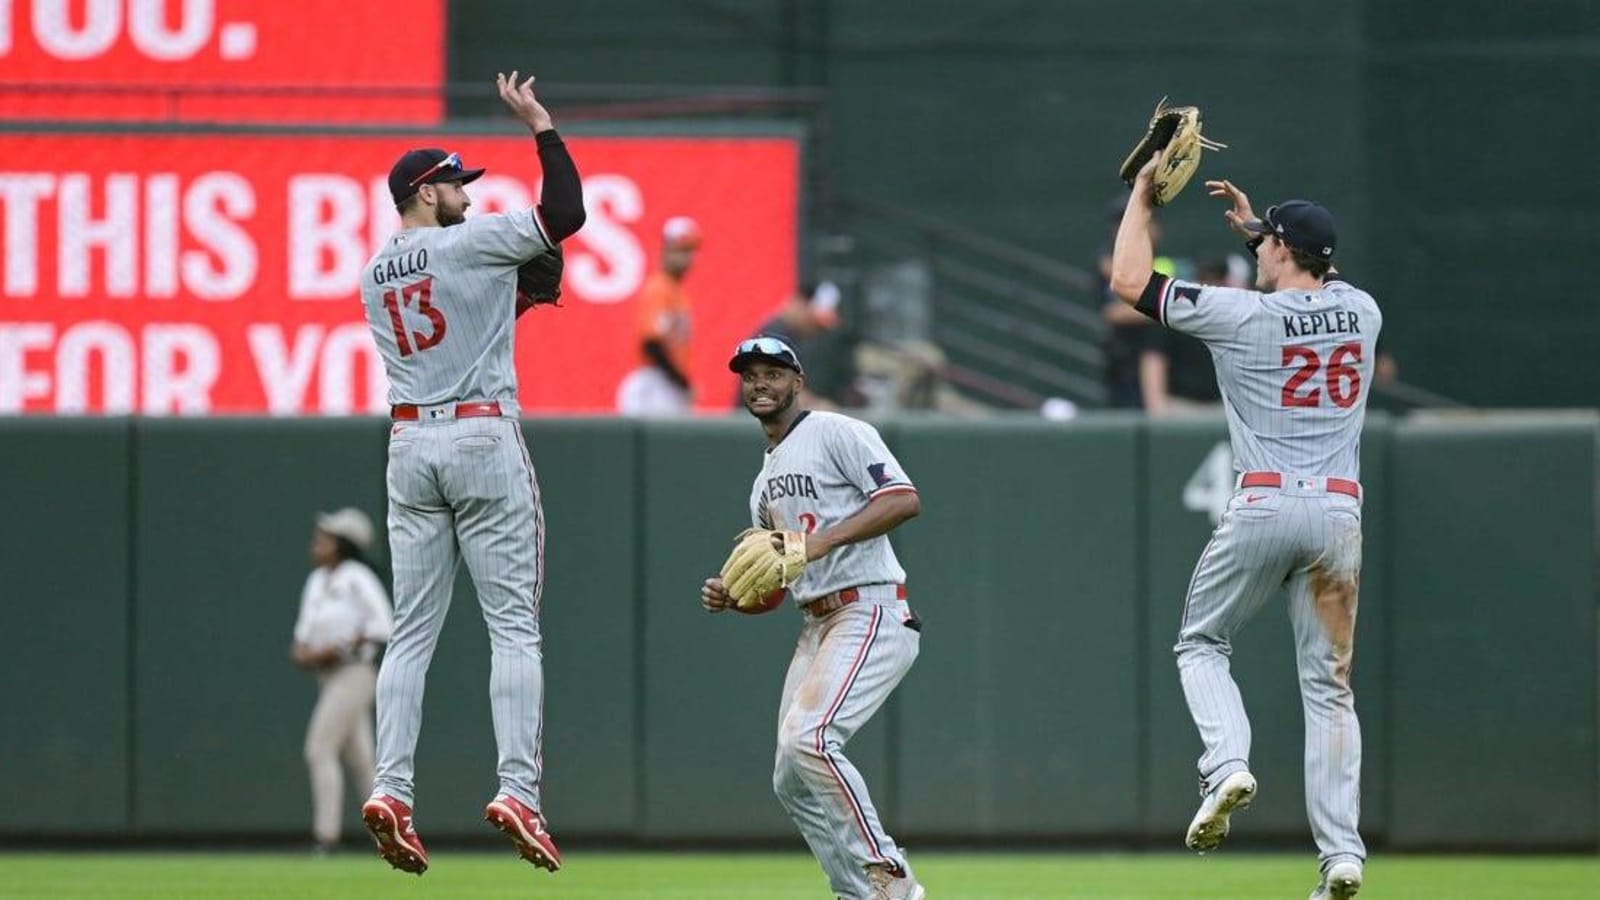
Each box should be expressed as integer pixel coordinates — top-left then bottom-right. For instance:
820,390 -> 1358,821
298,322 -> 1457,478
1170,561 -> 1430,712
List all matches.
357,70 -> 584,876
1111,158 -> 1379,900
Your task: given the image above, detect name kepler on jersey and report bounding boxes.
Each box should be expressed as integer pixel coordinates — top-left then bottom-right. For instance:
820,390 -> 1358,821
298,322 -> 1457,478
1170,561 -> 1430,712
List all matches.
1283,309 -> 1361,338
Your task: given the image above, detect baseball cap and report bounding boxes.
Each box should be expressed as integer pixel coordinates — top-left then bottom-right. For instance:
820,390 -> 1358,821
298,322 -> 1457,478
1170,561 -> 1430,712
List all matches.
663,216 -> 702,250
388,148 -> 486,206
729,335 -> 804,374
1242,200 -> 1337,260
316,508 -> 375,553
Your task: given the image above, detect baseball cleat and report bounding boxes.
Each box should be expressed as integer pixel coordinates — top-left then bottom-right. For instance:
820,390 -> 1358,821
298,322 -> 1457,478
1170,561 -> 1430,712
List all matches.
361,794 -> 428,875
866,863 -> 926,900
1185,770 -> 1257,852
484,794 -> 562,872
1309,861 -> 1363,899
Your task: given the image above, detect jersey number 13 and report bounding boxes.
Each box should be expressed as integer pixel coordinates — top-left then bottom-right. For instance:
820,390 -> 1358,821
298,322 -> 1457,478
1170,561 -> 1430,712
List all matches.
383,277 -> 448,357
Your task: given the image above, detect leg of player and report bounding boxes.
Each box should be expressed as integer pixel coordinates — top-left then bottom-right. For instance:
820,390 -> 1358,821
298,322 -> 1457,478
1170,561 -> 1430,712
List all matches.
304,671 -> 349,850
365,429 -> 458,874
773,630 -> 846,877
1288,505 -> 1366,899
450,418 -> 561,872
343,665 -> 377,804
773,604 -> 922,900
1174,493 -> 1297,852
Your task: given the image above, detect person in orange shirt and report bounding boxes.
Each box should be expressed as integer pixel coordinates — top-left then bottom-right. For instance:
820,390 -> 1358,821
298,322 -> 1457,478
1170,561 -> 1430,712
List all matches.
617,216 -> 700,415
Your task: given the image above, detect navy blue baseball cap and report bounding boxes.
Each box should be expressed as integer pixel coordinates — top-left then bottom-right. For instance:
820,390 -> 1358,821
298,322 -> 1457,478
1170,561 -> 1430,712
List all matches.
1243,200 -> 1337,260
388,148 -> 485,206
729,335 -> 804,374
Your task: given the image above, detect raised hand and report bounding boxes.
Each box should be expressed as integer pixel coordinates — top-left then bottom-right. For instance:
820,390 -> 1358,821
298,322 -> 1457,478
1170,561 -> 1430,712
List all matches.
1205,179 -> 1258,238
496,70 -> 554,133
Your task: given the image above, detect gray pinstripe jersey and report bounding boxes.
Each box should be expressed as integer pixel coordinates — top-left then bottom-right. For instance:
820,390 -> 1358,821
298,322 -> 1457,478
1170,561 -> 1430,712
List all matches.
748,411 -> 915,603
1156,276 -> 1382,478
361,208 -> 554,405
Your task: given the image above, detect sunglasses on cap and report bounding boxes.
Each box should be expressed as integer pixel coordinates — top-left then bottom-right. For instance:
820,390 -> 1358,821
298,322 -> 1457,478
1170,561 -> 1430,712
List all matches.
409,151 -> 464,187
729,336 -> 803,373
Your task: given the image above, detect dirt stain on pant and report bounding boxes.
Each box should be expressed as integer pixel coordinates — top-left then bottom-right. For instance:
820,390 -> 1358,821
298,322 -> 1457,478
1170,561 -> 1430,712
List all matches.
1310,568 -> 1360,683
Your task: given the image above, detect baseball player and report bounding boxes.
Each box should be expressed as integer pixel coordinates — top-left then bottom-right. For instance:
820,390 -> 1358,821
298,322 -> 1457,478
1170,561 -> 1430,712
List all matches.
1110,158 -> 1379,900
290,508 -> 392,854
700,336 -> 927,900
357,70 -> 585,876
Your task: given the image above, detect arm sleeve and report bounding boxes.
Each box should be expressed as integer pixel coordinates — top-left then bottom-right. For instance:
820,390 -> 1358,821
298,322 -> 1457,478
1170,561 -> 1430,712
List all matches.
350,566 -> 394,644
534,130 -> 585,242
829,420 -> 917,499
642,338 -> 690,388
1139,273 -> 1256,346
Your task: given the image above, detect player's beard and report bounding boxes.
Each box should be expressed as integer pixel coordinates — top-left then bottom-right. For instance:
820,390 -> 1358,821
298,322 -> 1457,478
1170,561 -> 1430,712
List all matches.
745,383 -> 798,423
437,196 -> 468,228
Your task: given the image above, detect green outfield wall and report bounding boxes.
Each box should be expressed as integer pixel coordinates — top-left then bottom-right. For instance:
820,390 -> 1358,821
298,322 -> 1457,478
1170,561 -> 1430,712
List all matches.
0,414 -> 1594,850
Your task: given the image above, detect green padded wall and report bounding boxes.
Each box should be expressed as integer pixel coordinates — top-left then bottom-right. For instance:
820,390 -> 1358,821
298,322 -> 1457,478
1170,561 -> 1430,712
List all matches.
1387,417 -> 1598,848
890,418 -> 1142,836
130,419 -> 390,833
0,419 -> 132,832
0,414 -> 1592,847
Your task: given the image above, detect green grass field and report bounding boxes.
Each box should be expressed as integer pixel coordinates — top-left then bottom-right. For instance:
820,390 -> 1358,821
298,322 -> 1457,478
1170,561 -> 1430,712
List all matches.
3,852 -> 1598,900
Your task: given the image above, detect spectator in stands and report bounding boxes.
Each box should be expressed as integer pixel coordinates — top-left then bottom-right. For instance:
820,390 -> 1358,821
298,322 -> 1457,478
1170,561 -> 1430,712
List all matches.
1140,257 -> 1233,416
291,508 -> 393,855
617,216 -> 701,415
743,280 -> 845,409
1099,191 -> 1183,408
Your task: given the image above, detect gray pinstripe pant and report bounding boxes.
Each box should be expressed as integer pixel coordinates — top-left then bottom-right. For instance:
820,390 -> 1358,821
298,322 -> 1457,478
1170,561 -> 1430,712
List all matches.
1175,483 -> 1366,869
372,415 -> 547,811
774,593 -> 920,900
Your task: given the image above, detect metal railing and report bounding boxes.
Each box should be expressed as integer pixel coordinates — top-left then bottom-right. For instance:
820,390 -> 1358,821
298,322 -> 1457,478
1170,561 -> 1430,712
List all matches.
835,194 -> 1108,409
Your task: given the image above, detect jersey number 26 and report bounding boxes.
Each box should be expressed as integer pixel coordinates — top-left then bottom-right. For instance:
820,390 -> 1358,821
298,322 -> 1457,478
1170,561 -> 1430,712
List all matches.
382,277 -> 447,357
1281,342 -> 1362,409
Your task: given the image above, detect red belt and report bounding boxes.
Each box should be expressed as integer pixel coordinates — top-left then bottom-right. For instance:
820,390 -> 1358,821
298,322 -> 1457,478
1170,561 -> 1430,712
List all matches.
1240,471 -> 1361,499
805,584 -> 907,618
391,401 -> 503,421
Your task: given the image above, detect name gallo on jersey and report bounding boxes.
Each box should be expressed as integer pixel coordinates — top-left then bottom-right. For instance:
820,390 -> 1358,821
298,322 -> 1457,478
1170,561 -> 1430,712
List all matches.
373,249 -> 429,285
1282,309 -> 1361,339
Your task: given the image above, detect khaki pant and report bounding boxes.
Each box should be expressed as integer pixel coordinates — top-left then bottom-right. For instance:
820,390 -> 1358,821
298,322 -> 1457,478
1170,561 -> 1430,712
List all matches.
305,660 -> 378,844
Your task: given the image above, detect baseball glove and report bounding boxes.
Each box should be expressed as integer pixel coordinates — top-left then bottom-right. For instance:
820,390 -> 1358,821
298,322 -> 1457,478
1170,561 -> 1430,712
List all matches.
1118,98 -> 1227,206
515,245 -> 564,313
720,528 -> 808,612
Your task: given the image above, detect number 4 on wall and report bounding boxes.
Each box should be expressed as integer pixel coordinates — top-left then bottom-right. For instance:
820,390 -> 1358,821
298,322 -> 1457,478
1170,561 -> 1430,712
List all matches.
1183,440 -> 1234,526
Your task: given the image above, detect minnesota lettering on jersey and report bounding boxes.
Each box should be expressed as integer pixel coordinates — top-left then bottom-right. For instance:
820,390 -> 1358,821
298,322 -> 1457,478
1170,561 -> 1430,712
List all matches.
761,472 -> 820,506
1283,310 -> 1361,338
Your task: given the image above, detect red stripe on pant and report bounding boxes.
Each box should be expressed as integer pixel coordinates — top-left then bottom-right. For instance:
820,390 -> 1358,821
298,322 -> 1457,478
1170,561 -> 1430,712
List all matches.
511,422 -> 547,776
814,604 -> 890,868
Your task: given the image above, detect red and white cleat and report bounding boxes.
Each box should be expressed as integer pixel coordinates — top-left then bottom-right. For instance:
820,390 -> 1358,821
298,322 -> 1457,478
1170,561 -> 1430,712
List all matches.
483,795 -> 562,872
361,794 -> 429,875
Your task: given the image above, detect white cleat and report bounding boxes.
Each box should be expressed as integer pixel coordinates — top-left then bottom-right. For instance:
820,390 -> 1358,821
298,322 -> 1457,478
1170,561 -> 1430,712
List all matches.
867,863 -> 926,900
1309,861 -> 1363,900
1184,771 -> 1257,852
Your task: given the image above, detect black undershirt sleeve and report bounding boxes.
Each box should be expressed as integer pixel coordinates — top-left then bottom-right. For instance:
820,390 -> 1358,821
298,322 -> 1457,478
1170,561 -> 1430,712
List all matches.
642,339 -> 690,388
1133,272 -> 1167,322
535,129 -> 586,242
